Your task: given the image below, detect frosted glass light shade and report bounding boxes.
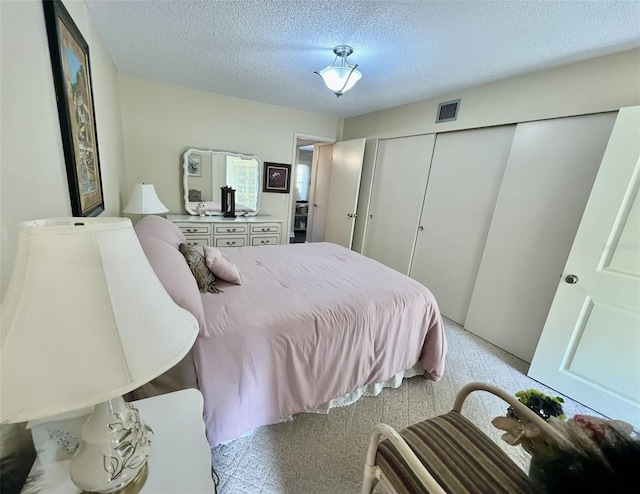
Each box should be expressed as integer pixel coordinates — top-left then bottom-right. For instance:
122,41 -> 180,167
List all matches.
0,217 -> 198,424
123,183 -> 169,214
317,66 -> 362,94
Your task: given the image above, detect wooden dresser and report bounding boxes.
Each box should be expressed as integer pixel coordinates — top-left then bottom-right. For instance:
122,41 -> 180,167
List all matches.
167,214 -> 283,247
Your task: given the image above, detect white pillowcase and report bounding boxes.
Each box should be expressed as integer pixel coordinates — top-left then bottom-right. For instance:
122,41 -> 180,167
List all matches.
203,246 -> 242,284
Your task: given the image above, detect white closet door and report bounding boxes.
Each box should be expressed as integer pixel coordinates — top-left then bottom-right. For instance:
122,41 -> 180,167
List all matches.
324,138 -> 366,248
409,125 -> 515,325
363,134 -> 436,275
351,139 -> 378,254
465,112 -> 617,362
308,143 -> 333,242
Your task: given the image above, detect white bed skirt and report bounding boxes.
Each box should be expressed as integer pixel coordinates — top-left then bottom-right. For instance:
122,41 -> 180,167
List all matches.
220,364 -> 424,446
305,363 -> 424,414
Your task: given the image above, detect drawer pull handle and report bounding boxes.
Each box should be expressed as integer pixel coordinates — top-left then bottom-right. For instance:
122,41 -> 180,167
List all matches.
261,228 -> 272,232
226,241 -> 237,246
260,240 -> 268,244
225,228 -> 237,232
188,242 -> 198,246
186,228 -> 196,233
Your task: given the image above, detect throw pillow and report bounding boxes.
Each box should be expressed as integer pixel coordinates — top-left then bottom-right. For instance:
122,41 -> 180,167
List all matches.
204,246 -> 243,284
179,243 -> 222,294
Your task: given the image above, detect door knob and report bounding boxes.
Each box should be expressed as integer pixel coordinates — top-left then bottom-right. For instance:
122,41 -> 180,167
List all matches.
565,274 -> 579,284
418,226 -> 424,232
313,203 -> 318,207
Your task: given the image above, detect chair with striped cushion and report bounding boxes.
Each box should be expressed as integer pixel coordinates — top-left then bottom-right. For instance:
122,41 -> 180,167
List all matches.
361,382 -> 566,494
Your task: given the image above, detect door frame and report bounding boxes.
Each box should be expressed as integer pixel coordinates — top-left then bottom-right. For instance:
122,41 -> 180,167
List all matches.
288,132 -> 335,243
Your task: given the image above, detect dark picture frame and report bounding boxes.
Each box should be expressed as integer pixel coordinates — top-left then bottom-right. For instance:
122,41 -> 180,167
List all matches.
43,0 -> 104,217
263,162 -> 291,193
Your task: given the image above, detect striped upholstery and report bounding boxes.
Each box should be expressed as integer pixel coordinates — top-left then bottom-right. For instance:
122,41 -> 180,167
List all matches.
376,411 -> 532,493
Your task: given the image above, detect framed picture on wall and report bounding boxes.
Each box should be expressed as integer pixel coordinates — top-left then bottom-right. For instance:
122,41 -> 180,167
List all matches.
263,162 -> 291,193
43,0 -> 104,217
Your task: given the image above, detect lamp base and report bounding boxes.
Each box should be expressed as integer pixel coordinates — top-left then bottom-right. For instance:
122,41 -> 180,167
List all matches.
84,463 -> 148,494
70,396 -> 153,493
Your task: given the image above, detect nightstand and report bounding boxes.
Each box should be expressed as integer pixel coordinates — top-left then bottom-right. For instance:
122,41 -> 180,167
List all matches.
21,389 -> 215,493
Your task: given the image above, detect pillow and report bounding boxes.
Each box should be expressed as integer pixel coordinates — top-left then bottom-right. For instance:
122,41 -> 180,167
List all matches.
204,246 -> 242,284
136,233 -> 209,338
133,215 -> 186,249
179,243 -> 222,294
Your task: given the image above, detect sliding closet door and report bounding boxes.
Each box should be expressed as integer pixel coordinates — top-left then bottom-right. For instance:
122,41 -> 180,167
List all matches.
464,112 -> 617,362
409,125 -> 515,325
362,134 -> 435,275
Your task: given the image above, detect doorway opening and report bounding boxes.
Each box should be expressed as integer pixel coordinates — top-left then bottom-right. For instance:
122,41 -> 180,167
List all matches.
292,143 -> 313,243
289,135 -> 334,244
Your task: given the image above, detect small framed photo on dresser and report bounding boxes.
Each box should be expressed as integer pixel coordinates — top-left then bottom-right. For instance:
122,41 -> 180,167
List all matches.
263,162 -> 291,193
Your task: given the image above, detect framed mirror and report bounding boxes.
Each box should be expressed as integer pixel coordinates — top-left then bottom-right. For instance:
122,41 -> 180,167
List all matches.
182,148 -> 262,216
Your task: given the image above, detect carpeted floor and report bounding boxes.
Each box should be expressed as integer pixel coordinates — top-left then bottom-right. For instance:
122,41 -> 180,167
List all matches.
211,317 -> 598,493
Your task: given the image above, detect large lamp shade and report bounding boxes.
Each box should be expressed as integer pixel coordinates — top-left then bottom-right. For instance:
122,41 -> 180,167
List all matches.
0,217 -> 198,424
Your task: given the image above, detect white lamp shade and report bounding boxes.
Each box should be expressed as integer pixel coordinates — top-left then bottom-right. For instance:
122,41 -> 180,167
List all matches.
317,66 -> 362,94
123,183 -> 169,214
0,217 -> 198,423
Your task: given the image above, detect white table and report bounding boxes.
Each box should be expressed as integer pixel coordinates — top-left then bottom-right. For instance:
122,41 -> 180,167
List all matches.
22,389 -> 215,493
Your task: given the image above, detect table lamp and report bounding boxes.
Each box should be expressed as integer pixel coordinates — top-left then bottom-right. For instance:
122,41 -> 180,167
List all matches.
0,217 -> 199,493
123,183 -> 169,215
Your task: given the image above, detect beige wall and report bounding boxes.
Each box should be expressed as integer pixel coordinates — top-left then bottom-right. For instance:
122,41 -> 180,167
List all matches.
0,0 -> 127,297
118,75 -> 340,239
347,48 -> 640,253
0,0 -> 127,475
343,48 -> 640,140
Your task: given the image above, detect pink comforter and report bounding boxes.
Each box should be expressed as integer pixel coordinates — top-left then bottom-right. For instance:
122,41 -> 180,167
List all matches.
193,242 -> 446,446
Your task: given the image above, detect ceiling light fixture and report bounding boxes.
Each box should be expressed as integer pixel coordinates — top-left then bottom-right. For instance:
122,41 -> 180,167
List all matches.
315,45 -> 362,97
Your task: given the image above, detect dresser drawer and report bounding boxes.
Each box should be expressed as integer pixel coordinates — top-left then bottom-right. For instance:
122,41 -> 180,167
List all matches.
183,237 -> 209,247
250,223 -> 281,235
214,236 -> 247,248
175,223 -> 211,235
214,224 -> 248,235
250,235 -> 279,246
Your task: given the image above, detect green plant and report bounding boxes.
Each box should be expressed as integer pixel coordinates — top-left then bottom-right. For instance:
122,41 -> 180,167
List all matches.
508,388 -> 566,422
493,389 -> 567,457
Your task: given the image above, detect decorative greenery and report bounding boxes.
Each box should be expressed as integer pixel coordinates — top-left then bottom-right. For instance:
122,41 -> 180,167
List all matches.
507,388 -> 566,422
493,388 -> 567,457
494,388 -> 639,491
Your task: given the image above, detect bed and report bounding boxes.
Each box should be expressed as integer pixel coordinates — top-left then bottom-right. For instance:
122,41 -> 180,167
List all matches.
131,216 -> 447,447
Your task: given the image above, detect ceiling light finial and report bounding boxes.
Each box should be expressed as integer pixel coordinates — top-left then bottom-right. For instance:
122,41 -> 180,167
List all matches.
315,45 -> 362,97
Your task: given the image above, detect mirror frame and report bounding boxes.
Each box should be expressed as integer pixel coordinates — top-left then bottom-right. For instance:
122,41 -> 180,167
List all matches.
182,148 -> 262,216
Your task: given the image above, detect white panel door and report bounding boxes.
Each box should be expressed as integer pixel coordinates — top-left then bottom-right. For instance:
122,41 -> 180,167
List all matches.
409,125 -> 515,324
351,139 -> 378,254
363,134 -> 436,275
324,139 -> 366,248
465,112 -> 617,362
308,143 -> 333,243
529,107 -> 640,428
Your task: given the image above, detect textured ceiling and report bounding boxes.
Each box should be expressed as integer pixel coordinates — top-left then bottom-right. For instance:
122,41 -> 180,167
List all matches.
85,0 -> 640,118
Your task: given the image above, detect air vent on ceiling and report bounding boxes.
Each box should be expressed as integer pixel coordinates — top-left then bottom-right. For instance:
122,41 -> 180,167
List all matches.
436,99 -> 461,123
